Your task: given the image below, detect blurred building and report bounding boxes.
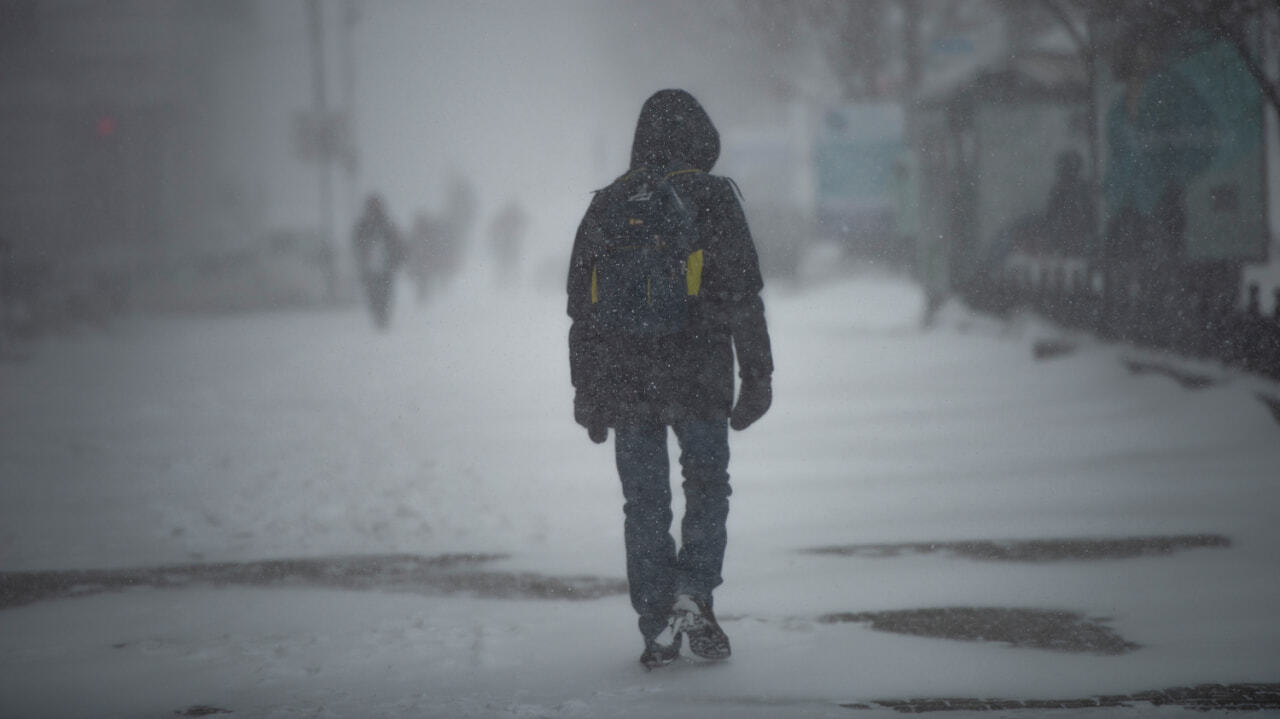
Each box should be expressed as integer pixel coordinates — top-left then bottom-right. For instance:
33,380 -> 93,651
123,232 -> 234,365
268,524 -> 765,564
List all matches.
0,0 -> 268,304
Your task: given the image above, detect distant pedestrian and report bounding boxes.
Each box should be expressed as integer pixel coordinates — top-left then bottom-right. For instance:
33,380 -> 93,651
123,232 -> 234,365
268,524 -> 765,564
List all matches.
352,193 -> 404,329
566,89 -> 774,669
1043,150 -> 1094,257
1102,31 -> 1216,260
407,211 -> 443,303
489,200 -> 527,287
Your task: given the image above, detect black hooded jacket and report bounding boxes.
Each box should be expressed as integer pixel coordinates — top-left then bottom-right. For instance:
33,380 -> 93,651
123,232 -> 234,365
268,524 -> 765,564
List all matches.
567,89 -> 773,425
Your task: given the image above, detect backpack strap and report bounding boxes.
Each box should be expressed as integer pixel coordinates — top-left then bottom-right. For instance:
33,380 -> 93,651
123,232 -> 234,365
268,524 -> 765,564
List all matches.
662,168 -> 705,296
725,176 -> 744,201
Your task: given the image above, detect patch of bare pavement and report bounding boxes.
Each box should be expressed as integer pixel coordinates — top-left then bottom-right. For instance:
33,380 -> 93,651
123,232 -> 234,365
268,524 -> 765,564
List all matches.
801,534 -> 1231,562
804,536 -> 1232,655
841,683 -> 1280,713
1122,359 -> 1217,390
804,534 -> 1274,712
820,607 -> 1137,655
0,553 -> 628,610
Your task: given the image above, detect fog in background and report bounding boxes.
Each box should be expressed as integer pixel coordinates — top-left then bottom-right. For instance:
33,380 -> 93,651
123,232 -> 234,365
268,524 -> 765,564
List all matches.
5,6 -> 1280,713
2,1 -> 1277,341
255,1 -> 821,277
261,3 -> 723,234
1,1 -> 862,316
262,1 -> 823,285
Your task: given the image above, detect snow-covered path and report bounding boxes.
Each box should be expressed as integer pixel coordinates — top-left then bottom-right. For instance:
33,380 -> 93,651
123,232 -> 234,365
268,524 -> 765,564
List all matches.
3,268 -> 1279,718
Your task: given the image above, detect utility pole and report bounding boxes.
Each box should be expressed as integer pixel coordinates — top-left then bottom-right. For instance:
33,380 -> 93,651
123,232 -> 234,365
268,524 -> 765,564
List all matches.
306,0 -> 337,303
340,0 -> 360,236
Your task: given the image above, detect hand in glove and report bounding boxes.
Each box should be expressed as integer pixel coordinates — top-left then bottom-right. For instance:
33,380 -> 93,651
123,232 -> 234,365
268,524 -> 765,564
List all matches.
574,393 -> 609,444
729,376 -> 772,431
586,420 -> 608,444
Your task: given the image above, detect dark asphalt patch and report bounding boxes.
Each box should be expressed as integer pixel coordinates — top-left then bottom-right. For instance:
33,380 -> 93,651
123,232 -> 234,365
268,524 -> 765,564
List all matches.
174,706 -> 232,717
801,534 -> 1230,562
1123,358 -> 1216,389
0,553 -> 628,610
842,683 -> 1280,712
819,607 -> 1138,655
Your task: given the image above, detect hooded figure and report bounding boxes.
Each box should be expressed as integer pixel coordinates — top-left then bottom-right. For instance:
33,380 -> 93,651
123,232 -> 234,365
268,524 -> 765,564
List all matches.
568,89 -> 773,428
566,89 -> 774,668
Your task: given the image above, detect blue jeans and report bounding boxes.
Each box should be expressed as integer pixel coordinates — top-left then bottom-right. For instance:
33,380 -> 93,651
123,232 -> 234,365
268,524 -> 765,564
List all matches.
614,419 -> 731,640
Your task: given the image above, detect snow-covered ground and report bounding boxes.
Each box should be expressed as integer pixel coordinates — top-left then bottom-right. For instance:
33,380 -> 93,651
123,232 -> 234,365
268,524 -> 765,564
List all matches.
3,259 -> 1279,718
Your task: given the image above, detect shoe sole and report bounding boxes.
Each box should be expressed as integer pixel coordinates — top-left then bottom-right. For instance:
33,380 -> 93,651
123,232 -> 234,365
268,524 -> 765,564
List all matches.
639,631 -> 682,669
639,646 -> 680,670
673,602 -> 731,660
640,655 -> 677,670
685,629 -> 731,660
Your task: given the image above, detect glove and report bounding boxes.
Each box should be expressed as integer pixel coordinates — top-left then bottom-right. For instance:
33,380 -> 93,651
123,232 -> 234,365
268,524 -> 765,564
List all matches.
587,420 -> 608,444
574,392 -> 609,444
730,376 -> 772,431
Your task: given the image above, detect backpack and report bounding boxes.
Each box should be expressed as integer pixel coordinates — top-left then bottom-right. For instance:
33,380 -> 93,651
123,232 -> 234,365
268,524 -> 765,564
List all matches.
584,167 -> 704,336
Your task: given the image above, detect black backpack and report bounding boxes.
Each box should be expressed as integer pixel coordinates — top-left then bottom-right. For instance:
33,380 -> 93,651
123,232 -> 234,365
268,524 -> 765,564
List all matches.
584,167 -> 703,336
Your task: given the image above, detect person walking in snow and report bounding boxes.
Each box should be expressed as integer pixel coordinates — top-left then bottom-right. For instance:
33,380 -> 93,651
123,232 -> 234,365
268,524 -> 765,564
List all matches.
489,199 -> 528,288
566,89 -> 774,669
352,193 -> 405,329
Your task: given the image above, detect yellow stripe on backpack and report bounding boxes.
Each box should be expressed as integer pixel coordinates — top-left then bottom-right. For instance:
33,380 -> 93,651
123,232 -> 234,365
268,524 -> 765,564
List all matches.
686,249 -> 703,296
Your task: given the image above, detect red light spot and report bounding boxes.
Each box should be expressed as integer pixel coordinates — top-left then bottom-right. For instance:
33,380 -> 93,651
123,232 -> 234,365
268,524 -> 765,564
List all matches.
96,115 -> 116,137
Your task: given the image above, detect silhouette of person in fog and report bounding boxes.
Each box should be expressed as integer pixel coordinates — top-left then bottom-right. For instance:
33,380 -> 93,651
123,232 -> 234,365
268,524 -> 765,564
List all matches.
1103,33 -> 1217,261
1043,150 -> 1095,256
352,194 -> 404,329
406,211 -> 443,303
489,200 -> 527,287
566,89 -> 774,670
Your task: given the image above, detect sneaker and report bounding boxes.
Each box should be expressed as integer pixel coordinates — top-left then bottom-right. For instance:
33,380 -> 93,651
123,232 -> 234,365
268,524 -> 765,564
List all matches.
672,594 -> 730,660
639,618 -> 683,670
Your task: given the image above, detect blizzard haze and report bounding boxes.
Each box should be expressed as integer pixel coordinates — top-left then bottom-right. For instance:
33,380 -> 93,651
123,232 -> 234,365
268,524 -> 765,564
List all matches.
3,2 -> 1280,717
254,1 -> 797,272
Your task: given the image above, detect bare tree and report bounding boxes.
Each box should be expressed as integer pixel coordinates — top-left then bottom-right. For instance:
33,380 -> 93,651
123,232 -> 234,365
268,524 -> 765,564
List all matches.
734,0 -> 894,100
736,0 -> 1276,114
733,1 -> 1048,103
1067,0 -> 1280,116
